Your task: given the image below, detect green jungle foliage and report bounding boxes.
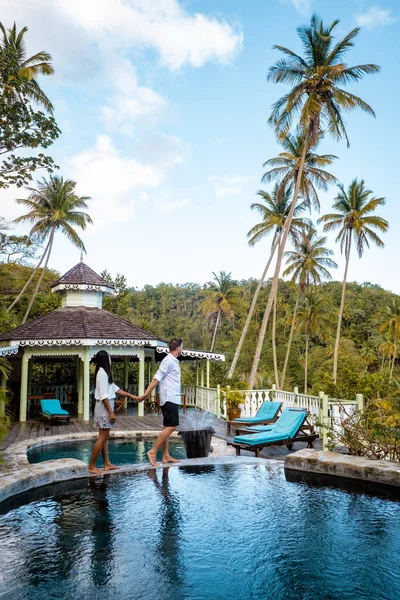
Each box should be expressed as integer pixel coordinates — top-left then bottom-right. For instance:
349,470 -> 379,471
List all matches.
1,263 -> 400,400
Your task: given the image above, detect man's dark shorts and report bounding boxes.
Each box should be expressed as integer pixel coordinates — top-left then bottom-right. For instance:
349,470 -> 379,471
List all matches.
161,401 -> 180,427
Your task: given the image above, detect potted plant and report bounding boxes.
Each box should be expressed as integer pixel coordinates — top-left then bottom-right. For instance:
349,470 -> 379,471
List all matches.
222,387 -> 246,422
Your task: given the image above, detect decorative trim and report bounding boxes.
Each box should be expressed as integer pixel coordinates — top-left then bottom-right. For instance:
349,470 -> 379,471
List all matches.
15,339 -> 159,348
156,346 -> 225,362
25,349 -> 84,360
52,283 -> 114,295
0,345 -> 19,357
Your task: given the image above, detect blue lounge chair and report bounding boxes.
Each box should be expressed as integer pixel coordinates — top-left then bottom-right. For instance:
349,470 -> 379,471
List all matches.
229,409 -> 317,457
40,399 -> 71,423
226,401 -> 282,434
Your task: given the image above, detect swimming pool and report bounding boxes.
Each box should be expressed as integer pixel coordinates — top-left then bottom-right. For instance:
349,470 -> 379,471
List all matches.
1,463 -> 399,600
27,438 -> 187,465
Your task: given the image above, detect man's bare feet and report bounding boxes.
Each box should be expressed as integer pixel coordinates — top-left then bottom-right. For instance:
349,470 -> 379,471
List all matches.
104,464 -> 120,471
88,466 -> 103,475
162,455 -> 180,463
147,450 -> 159,467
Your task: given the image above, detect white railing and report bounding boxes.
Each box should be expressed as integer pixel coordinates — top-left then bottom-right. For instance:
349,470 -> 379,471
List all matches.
30,383 -> 139,403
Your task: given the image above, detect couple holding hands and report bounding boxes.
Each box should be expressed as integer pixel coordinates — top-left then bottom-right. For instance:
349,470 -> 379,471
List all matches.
88,338 -> 183,474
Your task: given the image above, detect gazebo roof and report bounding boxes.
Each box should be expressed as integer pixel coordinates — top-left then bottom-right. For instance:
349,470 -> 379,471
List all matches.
51,262 -> 114,291
0,306 -> 161,344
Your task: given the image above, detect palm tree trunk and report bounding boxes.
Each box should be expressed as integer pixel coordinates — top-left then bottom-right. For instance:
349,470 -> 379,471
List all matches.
210,308 -> 221,352
304,331 -> 309,394
248,141 -> 309,390
333,236 -> 352,384
390,341 -> 397,381
22,228 -> 55,324
272,292 -> 279,388
228,232 -> 281,378
7,235 -> 52,312
280,289 -> 300,389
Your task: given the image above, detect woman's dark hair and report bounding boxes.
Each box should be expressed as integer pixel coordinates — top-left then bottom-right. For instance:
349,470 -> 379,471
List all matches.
94,350 -> 113,384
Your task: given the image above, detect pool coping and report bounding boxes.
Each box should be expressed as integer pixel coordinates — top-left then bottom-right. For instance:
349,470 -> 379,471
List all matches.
0,430 -> 260,504
285,448 -> 400,487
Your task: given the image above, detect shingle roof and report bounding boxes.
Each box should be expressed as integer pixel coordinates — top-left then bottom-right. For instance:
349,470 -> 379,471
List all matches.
51,263 -> 113,289
0,307 -> 161,342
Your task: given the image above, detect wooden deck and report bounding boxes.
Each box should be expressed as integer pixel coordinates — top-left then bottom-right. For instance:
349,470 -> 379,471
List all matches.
0,412 -> 322,459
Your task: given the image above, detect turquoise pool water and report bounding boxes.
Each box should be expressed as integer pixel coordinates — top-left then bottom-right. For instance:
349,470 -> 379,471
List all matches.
1,463 -> 400,600
28,439 -> 187,465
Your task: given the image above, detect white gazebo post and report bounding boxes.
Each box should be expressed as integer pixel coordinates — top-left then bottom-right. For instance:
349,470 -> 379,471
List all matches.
83,348 -> 90,422
19,351 -> 29,422
78,358 -> 83,416
138,348 -> 145,417
206,358 -> 210,411
123,356 -> 129,409
195,359 -> 199,406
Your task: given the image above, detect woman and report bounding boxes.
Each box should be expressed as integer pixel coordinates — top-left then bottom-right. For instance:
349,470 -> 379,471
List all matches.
88,350 -> 140,474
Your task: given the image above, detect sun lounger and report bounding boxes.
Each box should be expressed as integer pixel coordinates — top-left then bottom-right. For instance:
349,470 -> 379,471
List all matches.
226,401 -> 282,434
40,399 -> 71,423
229,409 -> 318,457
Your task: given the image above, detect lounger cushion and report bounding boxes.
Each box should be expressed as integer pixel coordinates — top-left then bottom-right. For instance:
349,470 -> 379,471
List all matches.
40,399 -> 70,416
233,401 -> 281,423
243,424 -> 274,433
233,410 -> 306,445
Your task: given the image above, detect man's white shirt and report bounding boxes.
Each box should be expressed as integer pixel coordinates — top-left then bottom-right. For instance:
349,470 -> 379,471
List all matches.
154,354 -> 181,406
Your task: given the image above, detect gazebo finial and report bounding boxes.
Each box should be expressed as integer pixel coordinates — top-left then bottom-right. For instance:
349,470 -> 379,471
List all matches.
80,249 -> 83,263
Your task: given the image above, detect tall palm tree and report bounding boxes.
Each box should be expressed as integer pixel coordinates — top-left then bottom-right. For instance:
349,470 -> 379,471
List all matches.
9,176 -> 92,323
0,22 -> 54,112
319,179 -> 388,384
280,230 -> 337,387
249,131 -> 337,388
248,14 -> 379,390
380,299 -> 400,381
296,290 -> 333,393
200,271 -> 240,352
228,183 -> 310,379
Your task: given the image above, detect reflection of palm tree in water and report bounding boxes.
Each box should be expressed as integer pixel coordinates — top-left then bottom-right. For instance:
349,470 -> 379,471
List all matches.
88,475 -> 115,589
148,468 -> 185,591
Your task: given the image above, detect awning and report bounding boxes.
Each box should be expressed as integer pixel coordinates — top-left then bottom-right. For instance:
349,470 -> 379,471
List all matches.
155,346 -> 225,362
0,345 -> 19,357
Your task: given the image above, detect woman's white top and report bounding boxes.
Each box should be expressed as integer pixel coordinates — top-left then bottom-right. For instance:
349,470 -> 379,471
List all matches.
95,367 -> 120,401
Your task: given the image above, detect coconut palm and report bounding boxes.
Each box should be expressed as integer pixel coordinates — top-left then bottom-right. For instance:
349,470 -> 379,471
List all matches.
228,183 -> 311,379
380,299 -> 400,381
280,231 -> 337,387
200,271 -> 240,352
9,176 -> 92,323
0,22 -> 54,112
319,179 -> 388,384
247,14 -> 379,390
248,132 -> 337,388
296,290 -> 333,393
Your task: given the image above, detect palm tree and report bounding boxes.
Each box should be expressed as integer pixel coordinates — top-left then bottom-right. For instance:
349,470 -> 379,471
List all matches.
9,176 -> 92,323
200,271 -> 240,352
248,14 -> 379,390
319,179 -> 388,384
380,299 -> 400,381
228,183 -> 310,379
249,131 -> 337,388
0,22 -> 54,112
280,230 -> 337,387
296,290 -> 333,393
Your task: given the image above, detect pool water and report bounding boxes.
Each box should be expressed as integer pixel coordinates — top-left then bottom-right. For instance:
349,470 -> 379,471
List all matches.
1,463 -> 400,600
28,439 -> 187,466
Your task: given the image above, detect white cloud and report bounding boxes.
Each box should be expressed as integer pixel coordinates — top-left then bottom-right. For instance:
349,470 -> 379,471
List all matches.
281,0 -> 312,15
69,135 -> 181,228
356,6 -> 397,30
209,176 -> 249,198
156,195 -> 191,214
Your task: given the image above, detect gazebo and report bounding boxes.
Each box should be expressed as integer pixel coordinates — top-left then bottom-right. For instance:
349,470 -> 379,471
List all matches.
0,262 -> 225,422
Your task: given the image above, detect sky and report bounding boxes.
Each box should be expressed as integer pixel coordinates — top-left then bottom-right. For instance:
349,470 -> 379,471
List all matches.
1,0 -> 400,292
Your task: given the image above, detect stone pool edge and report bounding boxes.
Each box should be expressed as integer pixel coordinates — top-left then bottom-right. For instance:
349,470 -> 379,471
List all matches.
285,448 -> 400,487
0,430 -> 254,504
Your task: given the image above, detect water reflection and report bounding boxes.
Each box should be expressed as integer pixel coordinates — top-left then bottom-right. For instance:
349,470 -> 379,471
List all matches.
147,468 -> 185,592
88,475 -> 115,589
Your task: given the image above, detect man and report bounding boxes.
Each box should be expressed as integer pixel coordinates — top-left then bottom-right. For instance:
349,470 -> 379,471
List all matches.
140,338 -> 183,466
